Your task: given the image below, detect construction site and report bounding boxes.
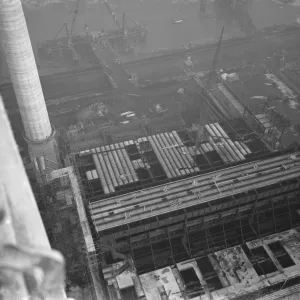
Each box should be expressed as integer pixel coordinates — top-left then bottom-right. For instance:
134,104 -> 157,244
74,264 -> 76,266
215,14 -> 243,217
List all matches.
1,0 -> 300,300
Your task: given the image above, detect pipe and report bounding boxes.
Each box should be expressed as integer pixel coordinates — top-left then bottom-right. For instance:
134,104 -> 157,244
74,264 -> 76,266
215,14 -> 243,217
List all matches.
0,0 -> 52,142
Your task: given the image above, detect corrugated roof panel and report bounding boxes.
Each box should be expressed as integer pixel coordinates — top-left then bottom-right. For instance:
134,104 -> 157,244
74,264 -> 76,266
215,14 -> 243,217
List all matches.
91,170 -> 98,179
208,136 -> 229,163
239,141 -> 252,155
110,144 -> 129,185
156,133 -> 181,176
214,123 -> 245,161
187,146 -> 196,156
92,151 -> 110,195
200,143 -> 209,153
118,142 -> 139,182
206,143 -> 214,152
157,133 -> 186,176
206,125 -> 233,163
209,124 -> 241,162
114,143 -> 134,184
166,133 -> 191,175
95,148 -> 115,194
234,141 -> 248,156
148,135 -> 174,178
171,131 -> 199,173
89,151 -> 300,232
104,145 -> 123,187
86,171 -> 93,181
100,146 -> 119,188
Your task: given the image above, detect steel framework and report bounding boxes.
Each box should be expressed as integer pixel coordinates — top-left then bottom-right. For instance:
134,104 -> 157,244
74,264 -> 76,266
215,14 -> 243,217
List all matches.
102,187 -> 300,275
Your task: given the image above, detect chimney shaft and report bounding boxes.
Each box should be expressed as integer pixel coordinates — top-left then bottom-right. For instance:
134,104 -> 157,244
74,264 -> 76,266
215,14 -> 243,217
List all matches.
0,0 -> 52,142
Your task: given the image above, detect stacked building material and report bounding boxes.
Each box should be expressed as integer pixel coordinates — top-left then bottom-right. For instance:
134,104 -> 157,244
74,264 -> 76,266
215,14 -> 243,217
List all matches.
92,142 -> 139,194
147,131 -> 199,179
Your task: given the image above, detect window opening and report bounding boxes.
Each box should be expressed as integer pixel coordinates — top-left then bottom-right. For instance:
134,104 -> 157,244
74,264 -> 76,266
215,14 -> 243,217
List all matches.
197,256 -> 223,291
242,245 -> 277,276
269,241 -> 295,269
180,268 -> 205,298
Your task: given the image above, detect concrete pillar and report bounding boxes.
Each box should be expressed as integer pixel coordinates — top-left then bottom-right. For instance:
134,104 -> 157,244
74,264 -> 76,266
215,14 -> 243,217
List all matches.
0,0 -> 52,142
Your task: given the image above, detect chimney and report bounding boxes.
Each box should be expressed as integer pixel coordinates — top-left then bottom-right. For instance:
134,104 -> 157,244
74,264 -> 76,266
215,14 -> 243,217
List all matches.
0,0 -> 58,173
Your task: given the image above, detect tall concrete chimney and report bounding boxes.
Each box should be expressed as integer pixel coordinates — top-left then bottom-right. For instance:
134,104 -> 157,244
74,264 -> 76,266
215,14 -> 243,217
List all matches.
0,0 -> 58,172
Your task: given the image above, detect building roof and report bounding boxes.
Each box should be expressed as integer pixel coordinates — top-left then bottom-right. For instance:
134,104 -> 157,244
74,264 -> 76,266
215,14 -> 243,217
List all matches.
89,150 -> 300,233
81,122 -> 256,196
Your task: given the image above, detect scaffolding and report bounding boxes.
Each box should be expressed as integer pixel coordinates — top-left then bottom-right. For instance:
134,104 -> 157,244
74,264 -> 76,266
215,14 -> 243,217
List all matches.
102,180 -> 300,275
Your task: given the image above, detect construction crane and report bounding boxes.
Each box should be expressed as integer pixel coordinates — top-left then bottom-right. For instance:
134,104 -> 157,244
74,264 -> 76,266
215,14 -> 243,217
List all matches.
206,26 -> 224,89
103,0 -> 121,29
68,0 -> 81,46
54,22 -> 69,40
51,0 -> 80,61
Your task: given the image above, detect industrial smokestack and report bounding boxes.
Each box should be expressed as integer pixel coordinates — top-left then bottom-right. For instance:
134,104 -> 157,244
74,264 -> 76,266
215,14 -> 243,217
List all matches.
0,0 -> 52,142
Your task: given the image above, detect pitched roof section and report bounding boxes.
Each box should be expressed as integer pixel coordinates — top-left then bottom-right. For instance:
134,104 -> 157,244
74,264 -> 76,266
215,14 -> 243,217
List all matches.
89,151 -> 300,233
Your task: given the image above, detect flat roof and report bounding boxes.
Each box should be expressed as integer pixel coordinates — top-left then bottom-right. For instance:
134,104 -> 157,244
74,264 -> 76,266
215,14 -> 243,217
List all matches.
89,150 -> 300,233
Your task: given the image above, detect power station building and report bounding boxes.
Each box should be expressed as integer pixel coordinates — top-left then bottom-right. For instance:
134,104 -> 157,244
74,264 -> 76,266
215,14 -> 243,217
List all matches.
76,124 -> 300,299
1,0 -> 300,299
